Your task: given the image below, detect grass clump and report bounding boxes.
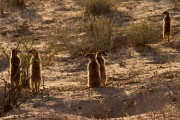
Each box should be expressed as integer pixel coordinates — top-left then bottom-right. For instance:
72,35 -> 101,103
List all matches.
124,22 -> 161,46
58,16 -> 114,55
15,0 -> 25,5
0,0 -> 26,14
79,0 -> 113,16
83,16 -> 114,52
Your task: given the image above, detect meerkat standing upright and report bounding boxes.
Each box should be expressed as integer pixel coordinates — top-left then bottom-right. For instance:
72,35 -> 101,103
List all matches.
28,49 -> 42,92
96,50 -> 107,86
162,11 -> 171,42
85,53 -> 101,87
10,49 -> 21,88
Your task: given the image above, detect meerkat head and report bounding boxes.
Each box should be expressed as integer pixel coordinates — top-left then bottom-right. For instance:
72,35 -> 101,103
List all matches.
97,50 -> 107,57
85,53 -> 96,61
28,49 -> 38,56
12,49 -> 21,56
162,11 -> 169,16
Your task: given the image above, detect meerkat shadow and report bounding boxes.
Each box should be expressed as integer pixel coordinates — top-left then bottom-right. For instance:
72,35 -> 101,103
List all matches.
162,40 -> 180,52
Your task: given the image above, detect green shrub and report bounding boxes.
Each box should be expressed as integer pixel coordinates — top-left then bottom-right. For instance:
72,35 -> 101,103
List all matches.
79,0 -> 113,16
124,22 -> 161,46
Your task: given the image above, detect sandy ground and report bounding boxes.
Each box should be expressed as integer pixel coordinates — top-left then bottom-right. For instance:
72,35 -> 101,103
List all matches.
0,0 -> 180,119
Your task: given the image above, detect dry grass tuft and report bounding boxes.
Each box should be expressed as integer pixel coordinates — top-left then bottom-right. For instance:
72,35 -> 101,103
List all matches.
82,16 -> 115,52
59,16 -> 115,55
123,22 -> 161,46
79,0 -> 113,16
0,0 -> 26,14
14,0 -> 25,5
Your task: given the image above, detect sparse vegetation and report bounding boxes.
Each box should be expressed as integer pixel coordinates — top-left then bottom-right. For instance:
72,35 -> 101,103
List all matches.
124,22 -> 161,46
0,0 -> 6,15
0,38 -> 61,116
14,0 -> 25,5
0,42 -> 31,116
0,0 -> 26,14
83,16 -> 115,52
79,0 -> 113,16
0,0 -> 180,119
59,16 -> 115,55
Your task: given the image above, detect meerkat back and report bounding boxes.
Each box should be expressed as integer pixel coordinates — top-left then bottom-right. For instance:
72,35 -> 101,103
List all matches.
96,50 -> 107,86
10,49 -> 21,87
86,53 -> 101,87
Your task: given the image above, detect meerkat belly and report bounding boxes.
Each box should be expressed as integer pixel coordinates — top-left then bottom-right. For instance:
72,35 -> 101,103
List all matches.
11,58 -> 20,68
164,18 -> 171,31
11,65 -> 20,71
31,63 -> 41,81
164,25 -> 170,31
11,65 -> 20,77
31,70 -> 41,79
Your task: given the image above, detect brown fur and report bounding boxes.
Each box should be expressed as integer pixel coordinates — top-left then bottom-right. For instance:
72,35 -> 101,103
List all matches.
96,50 -> 107,86
162,11 -> 171,42
10,49 -> 21,87
28,49 -> 42,92
85,53 -> 101,87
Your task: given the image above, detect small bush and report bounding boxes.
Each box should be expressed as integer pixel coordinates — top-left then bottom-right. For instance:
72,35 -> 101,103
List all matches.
79,0 -> 113,16
58,16 -> 114,55
124,22 -> 161,46
15,0 -> 25,5
0,0 -> 6,14
0,0 -> 26,14
83,16 -> 114,52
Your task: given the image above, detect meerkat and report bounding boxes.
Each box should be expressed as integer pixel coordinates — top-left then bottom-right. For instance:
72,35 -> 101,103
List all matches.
96,50 -> 107,86
28,49 -> 42,92
10,49 -> 21,88
85,53 -> 101,87
162,11 -> 171,42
